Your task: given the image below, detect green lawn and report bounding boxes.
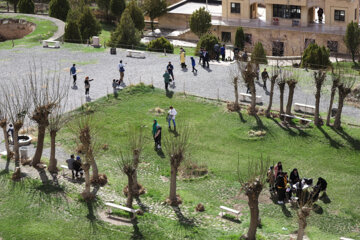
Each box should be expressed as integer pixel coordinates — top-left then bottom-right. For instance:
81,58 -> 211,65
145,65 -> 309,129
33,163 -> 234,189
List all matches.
1,84 -> 360,239
174,46 -> 196,56
0,14 -> 58,49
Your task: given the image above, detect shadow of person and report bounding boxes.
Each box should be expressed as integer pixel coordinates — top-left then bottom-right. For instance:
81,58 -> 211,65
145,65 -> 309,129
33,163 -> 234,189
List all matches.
71,85 -> 78,90
319,192 -> 331,204
171,206 -> 195,226
192,71 -> 198,76
156,148 -> 165,158
204,67 -> 212,72
281,204 -> 292,218
169,128 -> 179,137
166,90 -> 174,98
312,203 -> 324,214
86,96 -> 92,102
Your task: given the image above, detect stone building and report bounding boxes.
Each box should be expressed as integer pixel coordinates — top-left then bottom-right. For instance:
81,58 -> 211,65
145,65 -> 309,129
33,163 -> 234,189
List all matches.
158,0 -> 359,56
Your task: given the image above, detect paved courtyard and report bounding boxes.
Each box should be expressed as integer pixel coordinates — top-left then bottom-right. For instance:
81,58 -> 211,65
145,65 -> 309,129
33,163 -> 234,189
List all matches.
0,45 -> 359,132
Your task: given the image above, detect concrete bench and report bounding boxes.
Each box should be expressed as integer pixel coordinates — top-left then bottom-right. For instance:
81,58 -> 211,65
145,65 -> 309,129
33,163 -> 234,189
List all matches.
43,40 -> 60,48
294,103 -> 315,114
60,164 -> 68,176
239,93 -> 262,104
220,205 -> 240,219
281,114 -> 312,123
126,50 -> 145,59
105,202 -> 140,219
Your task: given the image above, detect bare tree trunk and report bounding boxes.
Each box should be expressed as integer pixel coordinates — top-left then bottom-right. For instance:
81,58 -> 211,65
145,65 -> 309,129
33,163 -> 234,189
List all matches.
334,94 -> 345,129
246,193 -> 260,240
279,83 -> 285,117
314,87 -> 321,126
1,123 -> 12,160
126,174 -> 134,209
132,151 -> 141,195
266,77 -> 276,117
286,85 -> 295,117
90,156 -> 99,180
13,129 -> 20,167
32,125 -> 46,167
48,130 -> 57,173
234,80 -> 239,110
169,164 -> 178,204
250,81 -> 256,115
326,82 -> 337,126
297,207 -> 311,240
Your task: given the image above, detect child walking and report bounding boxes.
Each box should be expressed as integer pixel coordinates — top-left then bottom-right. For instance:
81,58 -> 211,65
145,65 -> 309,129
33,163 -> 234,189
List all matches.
84,76 -> 94,96
190,57 -> 197,73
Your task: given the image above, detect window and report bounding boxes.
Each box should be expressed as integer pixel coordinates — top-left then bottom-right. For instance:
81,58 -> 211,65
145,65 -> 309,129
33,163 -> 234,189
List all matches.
305,39 -> 315,48
273,4 -> 301,19
245,34 -> 252,44
231,3 -> 240,13
272,41 -> 284,56
327,41 -> 338,52
222,32 -> 231,42
334,10 -> 345,21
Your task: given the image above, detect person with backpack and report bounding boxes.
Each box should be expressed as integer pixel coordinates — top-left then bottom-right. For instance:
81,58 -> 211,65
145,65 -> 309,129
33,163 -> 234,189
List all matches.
118,60 -> 125,83
84,76 -> 94,97
167,62 -> 174,81
70,64 -> 77,86
220,45 -> 226,61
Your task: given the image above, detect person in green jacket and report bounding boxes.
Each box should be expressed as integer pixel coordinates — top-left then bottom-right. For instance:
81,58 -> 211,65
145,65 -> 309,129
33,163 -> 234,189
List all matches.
163,70 -> 170,91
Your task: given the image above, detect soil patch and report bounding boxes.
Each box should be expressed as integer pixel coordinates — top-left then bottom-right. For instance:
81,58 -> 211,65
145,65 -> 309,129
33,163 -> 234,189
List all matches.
0,18 -> 36,41
235,191 -> 273,204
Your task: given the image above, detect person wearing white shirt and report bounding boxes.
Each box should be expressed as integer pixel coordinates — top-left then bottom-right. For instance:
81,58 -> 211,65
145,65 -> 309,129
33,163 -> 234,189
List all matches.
167,106 -> 177,130
118,60 -> 125,83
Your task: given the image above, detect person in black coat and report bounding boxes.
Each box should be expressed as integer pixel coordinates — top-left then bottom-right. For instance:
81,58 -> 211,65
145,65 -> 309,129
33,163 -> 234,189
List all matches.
276,171 -> 286,204
290,168 -> 300,185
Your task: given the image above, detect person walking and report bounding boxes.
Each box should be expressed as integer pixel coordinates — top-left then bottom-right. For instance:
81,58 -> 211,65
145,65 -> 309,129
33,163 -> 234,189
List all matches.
84,76 -> 94,97
167,62 -> 174,81
118,60 -> 125,83
180,51 -> 187,69
190,57 -> 197,73
220,44 -> 226,61
203,49 -> 209,68
167,106 -> 177,130
70,64 -> 77,86
163,70 -> 170,91
261,68 -> 269,89
153,121 -> 162,149
199,48 -> 204,65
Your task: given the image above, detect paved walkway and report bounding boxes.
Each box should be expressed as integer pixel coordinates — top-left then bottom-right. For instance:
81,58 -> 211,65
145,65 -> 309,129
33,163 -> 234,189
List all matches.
1,13 -> 65,40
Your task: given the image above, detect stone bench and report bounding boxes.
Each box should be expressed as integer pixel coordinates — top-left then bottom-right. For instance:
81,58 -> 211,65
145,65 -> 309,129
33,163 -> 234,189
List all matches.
105,202 -> 140,219
281,114 -> 312,123
294,103 -> 315,115
239,93 -> 262,104
126,50 -> 145,59
43,40 -> 60,48
220,205 -> 240,219
60,164 -> 68,175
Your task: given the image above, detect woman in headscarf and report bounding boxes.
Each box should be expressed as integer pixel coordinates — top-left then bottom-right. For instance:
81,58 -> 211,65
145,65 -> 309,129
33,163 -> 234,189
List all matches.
152,120 -> 158,138
290,168 -> 300,184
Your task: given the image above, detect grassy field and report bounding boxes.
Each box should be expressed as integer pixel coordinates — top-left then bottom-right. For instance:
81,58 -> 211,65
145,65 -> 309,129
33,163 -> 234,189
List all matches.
1,84 -> 360,240
0,14 -> 57,49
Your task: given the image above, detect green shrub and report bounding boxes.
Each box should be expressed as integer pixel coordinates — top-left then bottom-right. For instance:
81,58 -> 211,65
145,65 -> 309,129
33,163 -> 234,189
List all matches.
301,43 -> 331,69
195,34 -> 219,59
64,20 -> 82,43
234,27 -> 245,50
251,42 -> 267,64
18,0 -> 34,13
148,37 -> 174,53
49,0 -> 70,21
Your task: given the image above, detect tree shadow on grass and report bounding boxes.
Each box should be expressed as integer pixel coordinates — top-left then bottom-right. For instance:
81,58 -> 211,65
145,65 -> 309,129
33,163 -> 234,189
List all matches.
135,196 -> 149,212
330,127 -> 360,150
281,204 -> 292,218
253,114 -> 268,131
270,118 -> 309,137
86,200 -> 100,234
319,192 -> 331,204
130,218 -> 144,240
236,110 -> 247,123
316,126 -> 343,149
171,206 -> 196,227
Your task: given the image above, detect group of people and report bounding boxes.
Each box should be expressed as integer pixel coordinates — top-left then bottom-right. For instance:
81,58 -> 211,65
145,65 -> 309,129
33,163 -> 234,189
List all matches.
246,66 -> 269,94
65,154 -> 84,179
70,64 -> 95,97
267,162 -> 328,205
152,106 -> 177,150
214,44 -> 226,62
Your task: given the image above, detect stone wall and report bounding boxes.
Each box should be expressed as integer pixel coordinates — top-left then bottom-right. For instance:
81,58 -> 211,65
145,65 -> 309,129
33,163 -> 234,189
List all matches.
0,18 -> 36,41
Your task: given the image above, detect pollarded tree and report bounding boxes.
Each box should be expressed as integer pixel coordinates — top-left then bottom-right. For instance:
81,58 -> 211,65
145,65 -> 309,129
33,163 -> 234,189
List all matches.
334,77 -> 355,129
265,67 -> 279,117
239,61 -> 257,115
127,0 -> 145,31
110,8 -> 140,47
251,42 -> 267,65
164,125 -> 190,206
117,152 -> 137,210
78,7 -> 101,43
18,0 -> 34,13
189,7 -> 211,38
277,69 -> 289,117
238,156 -> 268,240
229,62 -> 241,110
143,0 -> 167,31
313,70 -> 326,126
110,0 -> 126,21
0,105 -> 13,162
49,0 -> 70,21
285,77 -> 298,122
234,27 -> 245,50
28,65 -> 67,169
344,21 -> 360,64
64,20 -> 82,43
326,71 -> 340,126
